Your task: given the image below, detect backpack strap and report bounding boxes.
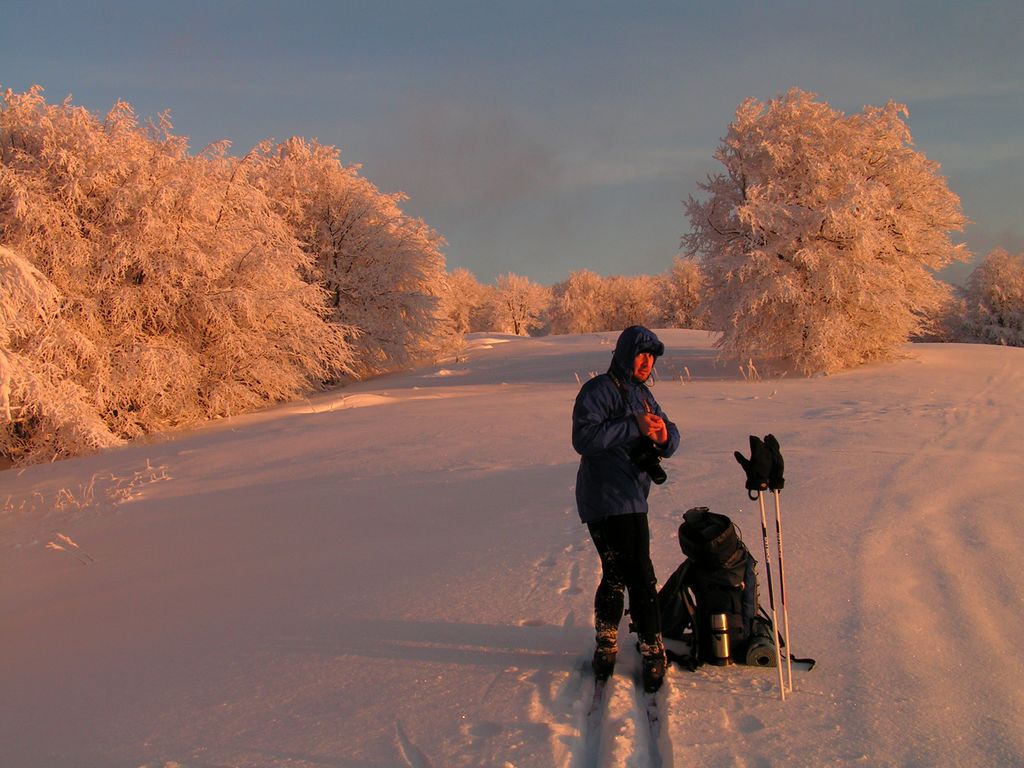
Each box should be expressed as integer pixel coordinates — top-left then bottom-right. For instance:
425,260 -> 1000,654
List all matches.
664,561 -> 702,671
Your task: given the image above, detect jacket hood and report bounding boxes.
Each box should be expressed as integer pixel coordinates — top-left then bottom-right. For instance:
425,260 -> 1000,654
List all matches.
609,326 -> 665,381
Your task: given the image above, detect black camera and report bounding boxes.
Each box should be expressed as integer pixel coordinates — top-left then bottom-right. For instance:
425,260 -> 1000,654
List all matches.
630,439 -> 667,485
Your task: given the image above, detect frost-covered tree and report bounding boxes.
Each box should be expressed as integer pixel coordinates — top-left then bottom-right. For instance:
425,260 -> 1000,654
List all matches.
252,137 -> 449,375
603,274 -> 664,330
0,87 -> 350,463
684,89 -> 969,374
548,271 -> 674,334
961,248 -> 1024,346
548,269 -> 609,335
488,272 -> 550,336
659,255 -> 705,328
442,267 -> 490,335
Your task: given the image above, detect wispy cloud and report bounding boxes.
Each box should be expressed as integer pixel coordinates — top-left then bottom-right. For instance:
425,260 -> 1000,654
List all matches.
367,97 -> 562,212
558,147 -> 713,191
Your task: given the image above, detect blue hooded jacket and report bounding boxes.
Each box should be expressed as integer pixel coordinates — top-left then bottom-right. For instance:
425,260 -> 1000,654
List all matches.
572,326 -> 681,524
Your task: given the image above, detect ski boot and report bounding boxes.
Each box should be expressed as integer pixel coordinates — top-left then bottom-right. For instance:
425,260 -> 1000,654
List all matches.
640,636 -> 667,693
591,622 -> 618,681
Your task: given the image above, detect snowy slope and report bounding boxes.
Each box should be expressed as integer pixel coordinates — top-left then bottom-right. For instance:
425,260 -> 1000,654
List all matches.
2,330 -> 1022,768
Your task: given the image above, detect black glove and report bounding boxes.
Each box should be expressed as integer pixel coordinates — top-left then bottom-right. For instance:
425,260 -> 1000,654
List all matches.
764,433 -> 785,490
734,435 -> 771,492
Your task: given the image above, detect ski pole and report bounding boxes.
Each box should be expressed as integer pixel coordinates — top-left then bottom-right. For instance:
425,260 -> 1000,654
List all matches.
773,489 -> 793,693
757,491 -> 786,702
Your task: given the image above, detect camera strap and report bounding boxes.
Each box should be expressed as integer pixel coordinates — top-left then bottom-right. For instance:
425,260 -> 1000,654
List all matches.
607,371 -> 653,415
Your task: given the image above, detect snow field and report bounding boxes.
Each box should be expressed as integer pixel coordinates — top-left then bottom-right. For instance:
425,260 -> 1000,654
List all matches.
1,331 -> 1022,767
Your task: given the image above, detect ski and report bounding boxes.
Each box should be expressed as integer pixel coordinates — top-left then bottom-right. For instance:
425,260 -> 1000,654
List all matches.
643,689 -> 662,746
634,672 -> 673,768
586,674 -> 609,722
580,665 -> 610,768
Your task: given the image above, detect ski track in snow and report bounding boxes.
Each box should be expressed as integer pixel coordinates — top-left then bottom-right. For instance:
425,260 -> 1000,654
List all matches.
852,358 -> 1024,765
396,720 -> 435,768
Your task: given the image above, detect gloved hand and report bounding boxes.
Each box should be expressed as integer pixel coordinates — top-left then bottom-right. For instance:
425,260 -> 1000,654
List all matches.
734,435 -> 771,492
764,433 -> 785,490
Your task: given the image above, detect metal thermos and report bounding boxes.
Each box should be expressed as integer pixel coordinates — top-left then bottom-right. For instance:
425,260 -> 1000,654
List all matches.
710,613 -> 732,665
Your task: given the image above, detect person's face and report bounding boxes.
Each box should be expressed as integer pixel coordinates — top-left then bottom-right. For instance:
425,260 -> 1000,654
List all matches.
633,352 -> 654,382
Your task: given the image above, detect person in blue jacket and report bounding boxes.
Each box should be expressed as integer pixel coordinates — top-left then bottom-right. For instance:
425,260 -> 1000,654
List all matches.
572,326 -> 680,692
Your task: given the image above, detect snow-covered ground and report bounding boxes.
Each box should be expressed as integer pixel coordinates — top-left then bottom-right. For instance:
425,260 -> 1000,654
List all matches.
2,330 -> 1022,768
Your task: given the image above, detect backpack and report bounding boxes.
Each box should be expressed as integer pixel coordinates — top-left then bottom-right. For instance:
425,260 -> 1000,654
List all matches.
658,507 -> 779,668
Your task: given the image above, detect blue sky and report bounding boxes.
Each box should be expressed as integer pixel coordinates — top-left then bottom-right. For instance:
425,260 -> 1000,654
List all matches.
2,0 -> 1021,284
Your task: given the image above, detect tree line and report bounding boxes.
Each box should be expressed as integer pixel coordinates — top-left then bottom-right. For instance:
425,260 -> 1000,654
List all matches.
1,86 -> 1021,465
445,257 -> 704,338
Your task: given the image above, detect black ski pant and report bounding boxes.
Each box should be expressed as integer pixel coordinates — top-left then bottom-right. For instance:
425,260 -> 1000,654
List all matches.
587,512 -> 661,647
